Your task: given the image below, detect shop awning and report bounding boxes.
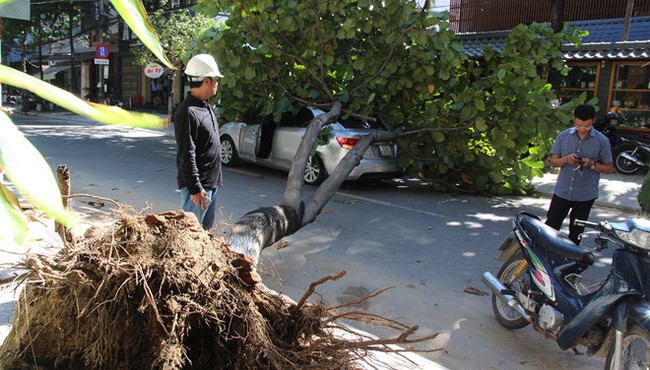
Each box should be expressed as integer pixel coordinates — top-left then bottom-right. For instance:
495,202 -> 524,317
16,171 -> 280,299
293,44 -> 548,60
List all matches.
32,65 -> 71,81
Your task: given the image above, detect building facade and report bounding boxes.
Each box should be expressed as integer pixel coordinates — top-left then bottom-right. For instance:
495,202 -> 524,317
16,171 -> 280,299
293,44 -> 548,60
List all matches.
452,0 -> 650,135
5,1 -> 196,112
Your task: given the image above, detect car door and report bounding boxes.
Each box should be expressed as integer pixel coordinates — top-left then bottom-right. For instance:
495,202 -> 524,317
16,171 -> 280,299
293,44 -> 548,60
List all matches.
270,107 -> 315,169
238,114 -> 263,162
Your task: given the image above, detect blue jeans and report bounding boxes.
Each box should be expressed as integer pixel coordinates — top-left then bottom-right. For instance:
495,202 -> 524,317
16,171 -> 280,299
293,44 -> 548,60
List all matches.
180,187 -> 218,230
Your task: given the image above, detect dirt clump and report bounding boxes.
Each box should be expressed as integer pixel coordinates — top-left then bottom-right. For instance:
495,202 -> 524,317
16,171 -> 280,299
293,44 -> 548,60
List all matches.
0,210 -> 436,370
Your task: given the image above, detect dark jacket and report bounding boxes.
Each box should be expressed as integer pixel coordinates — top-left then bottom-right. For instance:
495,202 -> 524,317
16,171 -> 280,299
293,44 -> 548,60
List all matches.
174,94 -> 223,194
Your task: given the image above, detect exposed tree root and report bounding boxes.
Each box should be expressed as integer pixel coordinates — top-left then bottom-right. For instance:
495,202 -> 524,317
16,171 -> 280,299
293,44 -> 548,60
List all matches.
0,210 -> 439,370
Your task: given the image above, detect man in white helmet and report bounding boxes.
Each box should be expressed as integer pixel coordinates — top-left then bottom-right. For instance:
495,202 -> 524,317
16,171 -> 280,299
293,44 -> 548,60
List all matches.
174,54 -> 224,230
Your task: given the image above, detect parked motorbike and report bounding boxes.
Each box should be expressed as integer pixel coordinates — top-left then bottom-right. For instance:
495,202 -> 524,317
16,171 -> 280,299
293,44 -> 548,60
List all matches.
482,212 -> 650,370
594,111 -> 621,150
613,136 -> 650,175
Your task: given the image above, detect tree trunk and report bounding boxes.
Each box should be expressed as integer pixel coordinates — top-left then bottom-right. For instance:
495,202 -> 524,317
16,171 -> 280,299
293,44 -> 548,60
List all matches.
68,11 -> 77,95
55,164 -> 74,244
226,101 -> 400,266
167,71 -> 175,118
547,0 -> 565,93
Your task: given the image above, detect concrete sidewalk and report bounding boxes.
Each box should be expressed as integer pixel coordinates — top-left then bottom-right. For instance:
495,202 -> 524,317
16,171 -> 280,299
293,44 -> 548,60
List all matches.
531,170 -> 644,212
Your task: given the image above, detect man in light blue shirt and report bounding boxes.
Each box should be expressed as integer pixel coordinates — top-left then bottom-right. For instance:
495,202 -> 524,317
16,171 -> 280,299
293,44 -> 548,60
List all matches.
545,104 -> 613,244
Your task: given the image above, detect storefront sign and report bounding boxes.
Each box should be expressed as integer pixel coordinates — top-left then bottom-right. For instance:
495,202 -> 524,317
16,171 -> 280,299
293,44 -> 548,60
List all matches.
144,63 -> 165,78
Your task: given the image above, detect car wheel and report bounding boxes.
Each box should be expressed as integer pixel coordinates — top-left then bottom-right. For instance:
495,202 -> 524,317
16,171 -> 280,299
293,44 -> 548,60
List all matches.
304,155 -> 327,185
220,136 -> 239,166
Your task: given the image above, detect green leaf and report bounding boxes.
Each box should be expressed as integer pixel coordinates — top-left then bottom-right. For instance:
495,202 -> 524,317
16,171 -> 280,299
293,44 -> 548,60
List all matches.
474,98 -> 486,111
244,67 -> 256,80
0,112 -> 78,229
0,183 -> 28,250
432,132 -> 445,142
475,117 -> 488,132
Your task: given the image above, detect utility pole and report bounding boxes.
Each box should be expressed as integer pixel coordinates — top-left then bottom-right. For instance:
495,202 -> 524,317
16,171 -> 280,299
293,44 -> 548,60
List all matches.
622,0 -> 635,41
547,0 -> 566,94
100,0 -> 105,102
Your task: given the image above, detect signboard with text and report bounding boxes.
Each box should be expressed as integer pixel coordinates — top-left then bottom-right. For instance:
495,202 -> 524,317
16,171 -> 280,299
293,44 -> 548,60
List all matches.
144,63 -> 164,78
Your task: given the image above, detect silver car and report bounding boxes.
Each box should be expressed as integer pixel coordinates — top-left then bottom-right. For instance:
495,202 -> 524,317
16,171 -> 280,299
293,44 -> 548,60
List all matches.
219,106 -> 402,185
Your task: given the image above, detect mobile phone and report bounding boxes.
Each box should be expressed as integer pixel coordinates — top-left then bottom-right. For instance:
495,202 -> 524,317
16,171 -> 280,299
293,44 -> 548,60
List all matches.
203,194 -> 212,209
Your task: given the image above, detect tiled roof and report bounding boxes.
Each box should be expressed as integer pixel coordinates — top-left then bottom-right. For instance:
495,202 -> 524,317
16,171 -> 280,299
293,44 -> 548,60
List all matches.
458,16 -> 650,60
572,16 -> 650,43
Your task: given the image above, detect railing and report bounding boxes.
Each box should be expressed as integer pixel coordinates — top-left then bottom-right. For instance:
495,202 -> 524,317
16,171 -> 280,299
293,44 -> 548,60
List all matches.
449,0 -> 650,33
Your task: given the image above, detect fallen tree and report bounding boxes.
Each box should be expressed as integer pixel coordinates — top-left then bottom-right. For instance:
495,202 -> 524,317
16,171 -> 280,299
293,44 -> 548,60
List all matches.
0,209 -> 439,370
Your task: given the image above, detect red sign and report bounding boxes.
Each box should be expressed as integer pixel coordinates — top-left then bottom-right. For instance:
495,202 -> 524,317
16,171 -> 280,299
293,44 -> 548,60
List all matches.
95,44 -> 110,59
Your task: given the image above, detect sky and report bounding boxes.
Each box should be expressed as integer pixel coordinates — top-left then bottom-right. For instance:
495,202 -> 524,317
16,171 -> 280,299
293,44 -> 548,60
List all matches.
416,0 -> 451,12
434,0 -> 451,11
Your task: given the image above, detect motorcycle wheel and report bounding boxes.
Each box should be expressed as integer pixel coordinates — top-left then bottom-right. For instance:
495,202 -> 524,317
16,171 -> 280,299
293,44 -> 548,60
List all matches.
605,324 -> 650,370
614,144 -> 644,175
491,253 -> 530,329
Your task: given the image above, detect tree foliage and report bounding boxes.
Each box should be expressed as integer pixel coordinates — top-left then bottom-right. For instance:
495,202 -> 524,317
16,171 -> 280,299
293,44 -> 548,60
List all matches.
2,0 -> 78,71
192,0 -> 586,195
130,8 -> 221,68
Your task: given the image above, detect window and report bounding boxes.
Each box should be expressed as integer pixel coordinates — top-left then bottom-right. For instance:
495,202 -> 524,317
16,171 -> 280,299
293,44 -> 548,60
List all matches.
559,62 -> 599,102
610,62 -> 650,128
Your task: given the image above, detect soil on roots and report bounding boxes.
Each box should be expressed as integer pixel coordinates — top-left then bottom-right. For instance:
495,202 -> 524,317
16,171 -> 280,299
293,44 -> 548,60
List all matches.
0,211 -> 367,370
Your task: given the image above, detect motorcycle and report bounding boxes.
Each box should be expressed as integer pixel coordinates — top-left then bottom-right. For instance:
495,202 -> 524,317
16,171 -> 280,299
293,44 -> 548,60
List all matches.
614,136 -> 650,175
594,111 -> 622,151
482,212 -> 650,370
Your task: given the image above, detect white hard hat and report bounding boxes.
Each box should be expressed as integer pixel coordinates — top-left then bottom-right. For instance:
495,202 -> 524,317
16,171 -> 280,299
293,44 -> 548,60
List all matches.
184,54 -> 223,81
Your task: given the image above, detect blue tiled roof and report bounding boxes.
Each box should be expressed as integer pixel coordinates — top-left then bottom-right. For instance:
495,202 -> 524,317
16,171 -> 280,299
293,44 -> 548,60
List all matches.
458,16 -> 650,60
572,16 -> 650,43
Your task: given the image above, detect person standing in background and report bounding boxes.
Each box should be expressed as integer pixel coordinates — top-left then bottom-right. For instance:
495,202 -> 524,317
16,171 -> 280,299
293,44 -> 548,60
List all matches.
545,104 -> 613,244
173,54 -> 224,230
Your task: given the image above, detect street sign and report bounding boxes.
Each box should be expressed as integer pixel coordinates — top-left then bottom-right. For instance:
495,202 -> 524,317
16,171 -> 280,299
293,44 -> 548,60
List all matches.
94,58 -> 110,65
95,44 -> 110,59
144,63 -> 164,78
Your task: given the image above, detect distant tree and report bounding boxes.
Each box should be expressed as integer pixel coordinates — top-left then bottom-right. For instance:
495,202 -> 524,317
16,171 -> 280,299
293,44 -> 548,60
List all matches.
2,0 -> 90,92
130,7 -> 221,115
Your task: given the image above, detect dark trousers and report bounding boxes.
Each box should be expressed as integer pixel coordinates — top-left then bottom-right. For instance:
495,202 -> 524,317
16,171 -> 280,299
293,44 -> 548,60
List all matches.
545,194 -> 596,244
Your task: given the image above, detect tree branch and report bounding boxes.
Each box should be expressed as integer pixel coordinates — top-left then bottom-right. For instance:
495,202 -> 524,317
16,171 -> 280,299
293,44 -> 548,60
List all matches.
302,131 -> 399,226
281,101 -> 342,209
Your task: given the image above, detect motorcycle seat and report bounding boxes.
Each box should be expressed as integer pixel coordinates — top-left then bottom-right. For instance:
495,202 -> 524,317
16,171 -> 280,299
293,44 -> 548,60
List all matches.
517,213 -> 595,266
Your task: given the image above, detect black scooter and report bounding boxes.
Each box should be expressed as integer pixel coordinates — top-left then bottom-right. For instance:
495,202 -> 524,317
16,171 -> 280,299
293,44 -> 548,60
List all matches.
482,212 -> 650,369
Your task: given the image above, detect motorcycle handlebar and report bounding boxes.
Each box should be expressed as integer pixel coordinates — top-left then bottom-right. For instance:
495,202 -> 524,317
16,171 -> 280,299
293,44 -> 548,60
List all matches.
574,219 -> 600,229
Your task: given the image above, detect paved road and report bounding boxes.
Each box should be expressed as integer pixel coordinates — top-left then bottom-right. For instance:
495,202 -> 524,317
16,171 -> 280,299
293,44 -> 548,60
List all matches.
2,111 -> 644,370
